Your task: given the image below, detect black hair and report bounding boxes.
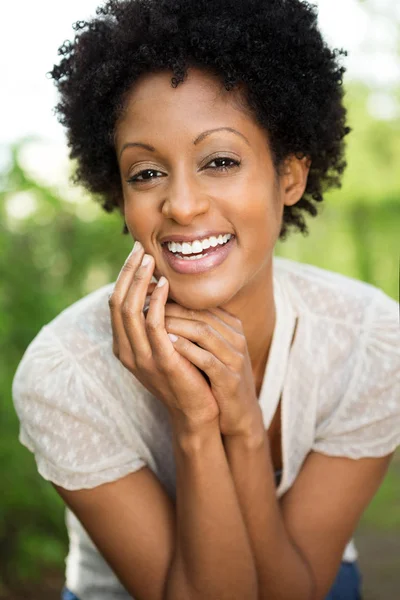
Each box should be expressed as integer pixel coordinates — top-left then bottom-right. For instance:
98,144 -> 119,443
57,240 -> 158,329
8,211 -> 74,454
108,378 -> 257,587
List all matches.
49,0 -> 350,240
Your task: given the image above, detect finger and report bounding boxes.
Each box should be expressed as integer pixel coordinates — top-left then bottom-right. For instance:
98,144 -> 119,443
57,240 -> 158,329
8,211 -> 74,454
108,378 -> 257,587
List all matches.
164,316 -> 240,368
144,281 -> 158,314
109,241 -> 145,357
164,303 -> 242,350
122,253 -> 156,363
145,276 -> 177,365
168,334 -> 226,381
208,306 -> 243,333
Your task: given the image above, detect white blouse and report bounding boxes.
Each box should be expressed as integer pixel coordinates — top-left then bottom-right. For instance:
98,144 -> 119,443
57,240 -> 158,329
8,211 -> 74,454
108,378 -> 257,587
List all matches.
12,256 -> 400,600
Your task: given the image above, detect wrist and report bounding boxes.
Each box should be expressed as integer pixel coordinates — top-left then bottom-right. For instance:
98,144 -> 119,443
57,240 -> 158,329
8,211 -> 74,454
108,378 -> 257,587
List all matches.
168,410 -> 221,447
223,407 -> 265,444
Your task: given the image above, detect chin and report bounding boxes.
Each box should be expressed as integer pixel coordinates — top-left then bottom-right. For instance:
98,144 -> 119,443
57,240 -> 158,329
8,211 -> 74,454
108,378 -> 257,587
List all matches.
167,284 -> 234,311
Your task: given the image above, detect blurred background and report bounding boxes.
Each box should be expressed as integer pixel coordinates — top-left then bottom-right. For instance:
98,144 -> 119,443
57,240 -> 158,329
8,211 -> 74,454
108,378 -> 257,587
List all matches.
0,0 -> 399,598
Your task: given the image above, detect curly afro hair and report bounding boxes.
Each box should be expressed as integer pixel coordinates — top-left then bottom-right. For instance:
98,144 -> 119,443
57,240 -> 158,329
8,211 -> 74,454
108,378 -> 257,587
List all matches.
50,0 -> 350,240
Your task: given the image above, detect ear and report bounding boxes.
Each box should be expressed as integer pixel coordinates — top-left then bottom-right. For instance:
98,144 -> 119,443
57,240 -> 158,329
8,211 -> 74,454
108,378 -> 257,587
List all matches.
280,155 -> 311,206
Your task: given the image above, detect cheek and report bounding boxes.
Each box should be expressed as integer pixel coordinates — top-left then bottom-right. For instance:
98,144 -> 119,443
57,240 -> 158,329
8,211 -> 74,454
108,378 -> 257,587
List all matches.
238,185 -> 281,243
123,202 -> 154,241
237,194 -> 282,272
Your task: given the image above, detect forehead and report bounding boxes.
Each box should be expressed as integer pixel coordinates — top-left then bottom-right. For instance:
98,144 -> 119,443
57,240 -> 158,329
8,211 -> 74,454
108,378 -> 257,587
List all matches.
115,67 -> 261,144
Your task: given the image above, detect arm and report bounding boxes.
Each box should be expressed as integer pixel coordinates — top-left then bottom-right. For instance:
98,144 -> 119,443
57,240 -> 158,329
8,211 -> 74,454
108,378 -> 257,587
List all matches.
54,414 -> 258,600
161,302 -> 396,599
55,246 -> 258,599
223,413 -> 315,600
223,414 -> 394,600
162,303 -> 314,597
164,415 -> 258,600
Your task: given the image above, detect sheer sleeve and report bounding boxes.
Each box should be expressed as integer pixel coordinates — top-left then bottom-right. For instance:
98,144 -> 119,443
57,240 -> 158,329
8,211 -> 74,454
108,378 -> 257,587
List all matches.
12,327 -> 146,490
312,290 -> 400,459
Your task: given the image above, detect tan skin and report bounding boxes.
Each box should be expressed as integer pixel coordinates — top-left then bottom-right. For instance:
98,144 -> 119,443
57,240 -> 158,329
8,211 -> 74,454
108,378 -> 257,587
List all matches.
112,67 -> 308,439
115,68 -> 304,386
54,68 -> 393,599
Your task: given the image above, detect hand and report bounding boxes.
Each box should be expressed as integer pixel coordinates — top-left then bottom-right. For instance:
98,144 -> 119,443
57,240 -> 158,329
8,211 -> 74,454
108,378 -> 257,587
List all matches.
109,246 -> 220,432
163,303 -> 263,437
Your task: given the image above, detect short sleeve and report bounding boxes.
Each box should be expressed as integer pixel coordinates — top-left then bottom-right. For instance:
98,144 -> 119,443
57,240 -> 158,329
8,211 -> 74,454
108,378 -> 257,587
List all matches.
312,290 -> 400,459
12,327 -> 146,490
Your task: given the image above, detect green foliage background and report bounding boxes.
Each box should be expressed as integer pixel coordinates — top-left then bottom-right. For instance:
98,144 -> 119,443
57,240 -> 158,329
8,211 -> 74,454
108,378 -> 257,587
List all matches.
0,82 -> 399,588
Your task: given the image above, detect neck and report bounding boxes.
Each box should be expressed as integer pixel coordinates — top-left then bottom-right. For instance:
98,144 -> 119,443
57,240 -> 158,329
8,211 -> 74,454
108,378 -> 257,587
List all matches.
221,260 -> 276,395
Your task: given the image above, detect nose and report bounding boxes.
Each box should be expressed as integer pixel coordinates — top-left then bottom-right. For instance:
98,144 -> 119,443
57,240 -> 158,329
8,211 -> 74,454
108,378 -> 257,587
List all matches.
161,170 -> 210,224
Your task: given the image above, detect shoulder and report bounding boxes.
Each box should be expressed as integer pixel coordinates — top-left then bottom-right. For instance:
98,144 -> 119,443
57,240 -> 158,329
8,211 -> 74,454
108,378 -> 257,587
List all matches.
42,281 -> 116,354
274,256 -> 398,360
12,282 -> 120,411
13,282 -> 118,394
11,279 -> 155,409
274,256 -> 397,328
274,258 -> 398,366
274,257 -> 399,459
12,282 -> 151,490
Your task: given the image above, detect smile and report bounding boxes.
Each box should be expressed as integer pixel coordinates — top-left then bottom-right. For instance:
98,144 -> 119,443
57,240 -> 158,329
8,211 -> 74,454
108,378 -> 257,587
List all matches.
166,233 -> 233,256
161,234 -> 236,274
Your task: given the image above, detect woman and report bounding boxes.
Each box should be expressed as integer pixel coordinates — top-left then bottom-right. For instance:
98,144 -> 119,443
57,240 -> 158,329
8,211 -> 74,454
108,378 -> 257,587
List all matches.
12,0 -> 399,599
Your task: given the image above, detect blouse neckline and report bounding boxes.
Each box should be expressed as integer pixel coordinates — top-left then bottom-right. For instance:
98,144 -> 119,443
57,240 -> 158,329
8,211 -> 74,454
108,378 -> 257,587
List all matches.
257,271 -> 297,490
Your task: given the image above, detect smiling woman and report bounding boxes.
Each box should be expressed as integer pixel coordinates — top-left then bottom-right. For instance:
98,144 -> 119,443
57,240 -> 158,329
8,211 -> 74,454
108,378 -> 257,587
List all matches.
11,1 -> 400,600
113,66 -> 311,309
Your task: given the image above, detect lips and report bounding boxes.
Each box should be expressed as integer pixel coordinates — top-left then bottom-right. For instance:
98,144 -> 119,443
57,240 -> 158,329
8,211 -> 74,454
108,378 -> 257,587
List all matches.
161,235 -> 236,275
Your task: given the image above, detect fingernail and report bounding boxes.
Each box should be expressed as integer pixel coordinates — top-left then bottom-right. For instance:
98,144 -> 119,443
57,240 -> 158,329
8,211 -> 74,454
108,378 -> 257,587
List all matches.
132,240 -> 143,253
157,276 -> 167,287
168,333 -> 178,342
141,254 -> 152,267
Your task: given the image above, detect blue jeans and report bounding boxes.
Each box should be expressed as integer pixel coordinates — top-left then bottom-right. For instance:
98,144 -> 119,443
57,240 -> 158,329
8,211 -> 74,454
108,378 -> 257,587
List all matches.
325,561 -> 363,600
61,560 -> 362,599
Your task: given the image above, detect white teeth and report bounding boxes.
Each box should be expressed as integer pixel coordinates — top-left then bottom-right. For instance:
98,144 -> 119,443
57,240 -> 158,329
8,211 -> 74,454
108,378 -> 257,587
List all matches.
180,253 -> 207,261
181,242 -> 192,255
166,233 -> 232,254
209,236 -> 219,247
191,240 -> 203,253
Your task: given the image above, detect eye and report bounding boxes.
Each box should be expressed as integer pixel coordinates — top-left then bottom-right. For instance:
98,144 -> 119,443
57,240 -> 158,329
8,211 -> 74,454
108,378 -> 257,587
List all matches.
126,169 -> 165,184
205,157 -> 240,171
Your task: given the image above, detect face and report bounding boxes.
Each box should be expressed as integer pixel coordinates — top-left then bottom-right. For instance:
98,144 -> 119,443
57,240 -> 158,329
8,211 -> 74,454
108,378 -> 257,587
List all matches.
115,67 -> 307,310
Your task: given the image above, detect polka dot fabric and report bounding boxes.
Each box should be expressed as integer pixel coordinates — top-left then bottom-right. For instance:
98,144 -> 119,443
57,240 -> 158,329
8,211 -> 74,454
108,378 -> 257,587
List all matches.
12,256 -> 400,598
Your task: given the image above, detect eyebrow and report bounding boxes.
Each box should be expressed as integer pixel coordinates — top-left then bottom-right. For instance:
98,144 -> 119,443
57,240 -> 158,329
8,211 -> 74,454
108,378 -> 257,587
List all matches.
193,127 -> 250,146
119,127 -> 250,159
